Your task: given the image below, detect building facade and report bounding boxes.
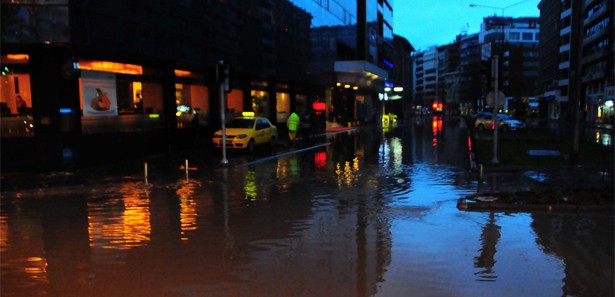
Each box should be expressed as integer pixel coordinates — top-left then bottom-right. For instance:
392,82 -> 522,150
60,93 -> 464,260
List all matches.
538,0 -> 614,124
479,16 -> 540,113
412,46 -> 438,110
1,0 -> 395,171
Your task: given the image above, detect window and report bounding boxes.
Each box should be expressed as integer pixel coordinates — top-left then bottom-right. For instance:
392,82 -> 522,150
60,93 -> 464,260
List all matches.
509,32 -> 520,40
77,60 -> 163,134
0,54 -> 34,138
227,90 -> 244,115
276,92 -> 290,123
522,32 -> 533,41
251,90 -> 269,118
175,83 -> 209,129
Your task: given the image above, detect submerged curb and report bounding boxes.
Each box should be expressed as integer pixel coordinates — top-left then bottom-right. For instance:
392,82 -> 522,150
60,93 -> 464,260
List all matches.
457,192 -> 614,214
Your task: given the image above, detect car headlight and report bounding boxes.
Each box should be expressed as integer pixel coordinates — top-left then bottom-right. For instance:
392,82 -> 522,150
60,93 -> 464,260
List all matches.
236,134 -> 247,139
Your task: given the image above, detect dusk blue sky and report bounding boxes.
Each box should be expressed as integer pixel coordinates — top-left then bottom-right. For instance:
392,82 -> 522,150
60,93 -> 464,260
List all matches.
393,0 -> 541,50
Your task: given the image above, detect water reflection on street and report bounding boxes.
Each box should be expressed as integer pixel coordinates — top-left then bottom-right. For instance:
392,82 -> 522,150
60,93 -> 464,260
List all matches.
1,116 -> 613,297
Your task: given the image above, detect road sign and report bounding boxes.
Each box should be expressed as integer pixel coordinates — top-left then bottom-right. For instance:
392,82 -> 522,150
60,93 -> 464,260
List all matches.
486,90 -> 506,108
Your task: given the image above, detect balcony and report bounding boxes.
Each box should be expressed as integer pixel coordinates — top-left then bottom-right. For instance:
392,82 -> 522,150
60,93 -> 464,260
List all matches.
584,4 -> 606,26
583,26 -> 607,45
559,61 -> 570,69
582,70 -> 605,83
559,43 -> 570,53
583,47 -> 609,64
558,79 -> 569,86
559,26 -> 571,36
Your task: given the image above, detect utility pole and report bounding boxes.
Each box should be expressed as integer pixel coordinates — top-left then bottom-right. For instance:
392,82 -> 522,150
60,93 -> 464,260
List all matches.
492,55 -> 499,164
217,60 -> 230,165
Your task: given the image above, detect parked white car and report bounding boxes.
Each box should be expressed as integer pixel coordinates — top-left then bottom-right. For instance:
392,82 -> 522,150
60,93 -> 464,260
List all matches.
474,114 -> 525,131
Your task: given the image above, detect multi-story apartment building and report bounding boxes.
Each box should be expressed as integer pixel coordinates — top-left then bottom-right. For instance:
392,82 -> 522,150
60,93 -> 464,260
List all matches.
0,0 -> 395,171
458,34 -> 483,109
437,41 -> 461,109
479,16 -> 540,111
412,47 -> 438,109
538,0 -> 613,124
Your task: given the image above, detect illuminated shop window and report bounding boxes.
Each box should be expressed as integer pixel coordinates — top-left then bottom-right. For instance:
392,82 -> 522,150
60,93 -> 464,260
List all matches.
77,60 -> 163,134
227,90 -> 244,116
176,83 -> 209,129
276,92 -> 290,123
1,54 -> 34,138
251,90 -> 270,118
77,60 -> 143,75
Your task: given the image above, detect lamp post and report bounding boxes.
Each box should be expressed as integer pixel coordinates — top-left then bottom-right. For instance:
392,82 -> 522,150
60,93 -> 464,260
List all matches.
469,0 -> 531,164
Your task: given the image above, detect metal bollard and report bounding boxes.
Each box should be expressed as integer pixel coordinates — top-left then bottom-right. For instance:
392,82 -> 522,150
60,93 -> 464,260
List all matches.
185,159 -> 189,181
478,164 -> 484,181
144,162 -> 149,185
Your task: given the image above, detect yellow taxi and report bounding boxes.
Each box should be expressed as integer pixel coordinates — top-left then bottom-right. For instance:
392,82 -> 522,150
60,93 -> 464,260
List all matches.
212,112 -> 278,152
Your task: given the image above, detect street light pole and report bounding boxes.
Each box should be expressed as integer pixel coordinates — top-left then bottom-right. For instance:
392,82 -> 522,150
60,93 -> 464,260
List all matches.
470,0 -> 531,164
492,55 -> 499,164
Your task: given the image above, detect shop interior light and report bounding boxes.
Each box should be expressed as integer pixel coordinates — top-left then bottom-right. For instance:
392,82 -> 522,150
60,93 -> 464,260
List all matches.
393,87 -> 403,92
242,111 -> 255,117
336,82 -> 341,87
6,54 -> 29,61
149,114 -> 160,119
174,69 -> 192,77
384,87 -> 391,92
605,100 -> 613,107
352,86 -> 358,90
78,60 -> 143,75
59,108 -> 73,114
344,84 -> 351,89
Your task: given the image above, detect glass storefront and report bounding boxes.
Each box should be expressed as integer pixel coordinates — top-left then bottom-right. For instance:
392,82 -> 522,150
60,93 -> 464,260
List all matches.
227,89 -> 244,116
276,92 -> 290,123
175,69 -> 209,129
77,60 -> 164,134
1,54 -> 34,138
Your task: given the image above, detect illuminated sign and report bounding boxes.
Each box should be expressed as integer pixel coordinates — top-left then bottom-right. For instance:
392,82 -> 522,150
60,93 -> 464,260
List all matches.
312,101 -> 326,111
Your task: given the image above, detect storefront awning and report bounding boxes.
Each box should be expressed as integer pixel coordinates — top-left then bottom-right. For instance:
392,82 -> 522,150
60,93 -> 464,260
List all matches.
334,61 -> 389,90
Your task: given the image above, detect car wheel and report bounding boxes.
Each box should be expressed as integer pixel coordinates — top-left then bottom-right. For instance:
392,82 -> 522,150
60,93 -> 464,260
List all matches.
247,139 -> 255,153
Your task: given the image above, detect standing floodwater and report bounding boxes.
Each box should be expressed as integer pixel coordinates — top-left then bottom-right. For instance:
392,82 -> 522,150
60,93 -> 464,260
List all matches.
1,116 -> 613,297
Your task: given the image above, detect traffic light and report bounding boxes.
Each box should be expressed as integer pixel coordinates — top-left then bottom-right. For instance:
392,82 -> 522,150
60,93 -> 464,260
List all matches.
216,60 -> 230,93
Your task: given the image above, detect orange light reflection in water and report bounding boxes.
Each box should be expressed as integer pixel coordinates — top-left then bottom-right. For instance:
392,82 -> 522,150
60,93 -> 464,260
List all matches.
24,257 -> 48,281
0,214 -> 8,253
174,180 -> 201,240
87,182 -> 152,250
335,157 -> 360,188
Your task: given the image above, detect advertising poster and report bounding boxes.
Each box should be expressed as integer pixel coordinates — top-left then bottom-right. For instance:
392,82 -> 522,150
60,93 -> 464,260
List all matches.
82,70 -> 118,116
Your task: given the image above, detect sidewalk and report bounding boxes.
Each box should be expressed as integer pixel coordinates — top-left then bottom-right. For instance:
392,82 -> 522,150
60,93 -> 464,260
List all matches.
0,124 -> 362,196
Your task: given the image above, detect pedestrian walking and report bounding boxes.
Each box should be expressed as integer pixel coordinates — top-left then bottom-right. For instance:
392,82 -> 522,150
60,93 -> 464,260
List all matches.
287,111 -> 300,143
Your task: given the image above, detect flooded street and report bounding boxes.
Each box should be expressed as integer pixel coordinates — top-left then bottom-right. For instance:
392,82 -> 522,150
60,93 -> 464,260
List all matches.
1,116 -> 613,297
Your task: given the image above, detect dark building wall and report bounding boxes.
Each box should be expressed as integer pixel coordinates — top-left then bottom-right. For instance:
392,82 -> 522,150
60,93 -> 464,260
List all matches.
537,0 -> 561,95
0,0 -> 314,171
